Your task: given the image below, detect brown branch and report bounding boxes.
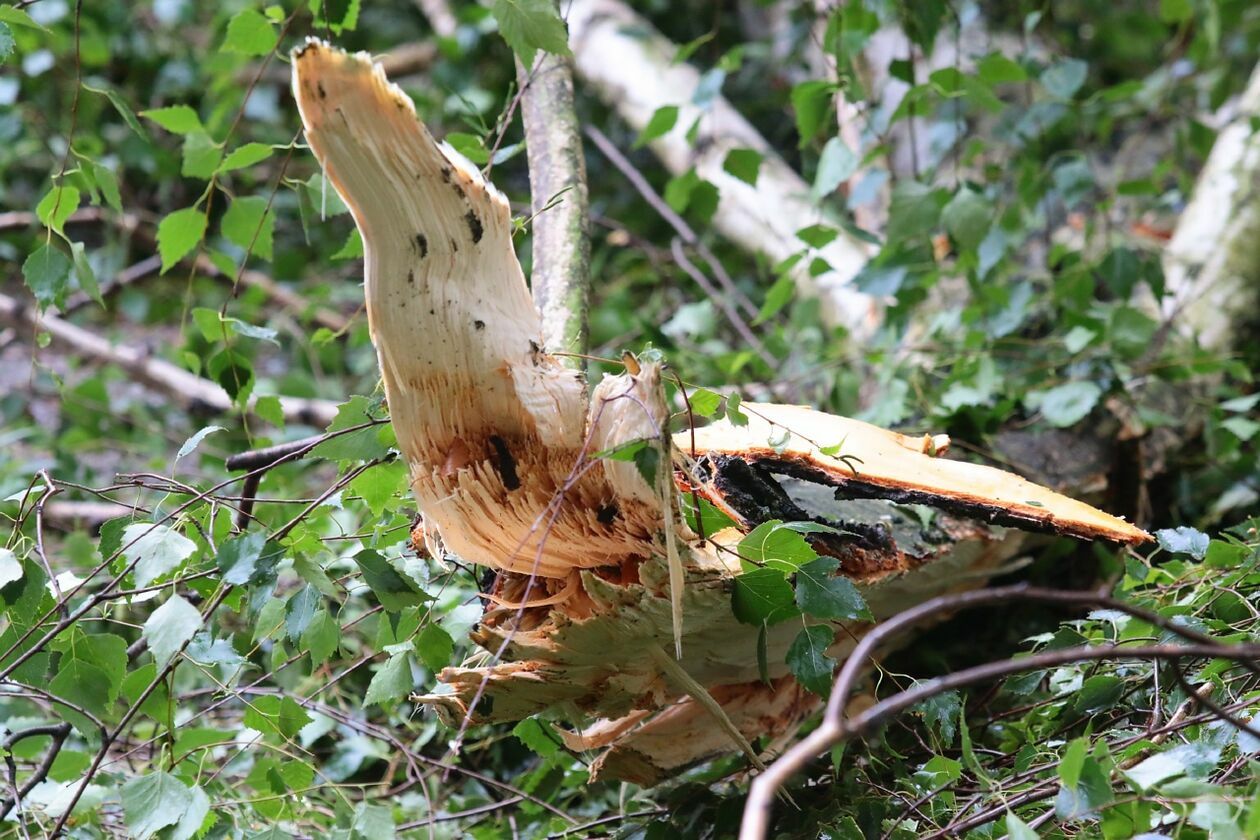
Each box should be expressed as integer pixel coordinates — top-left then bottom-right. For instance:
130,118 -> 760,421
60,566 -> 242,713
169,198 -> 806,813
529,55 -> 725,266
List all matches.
0,723 -> 72,820
740,584 -> 1260,838
0,291 -> 338,427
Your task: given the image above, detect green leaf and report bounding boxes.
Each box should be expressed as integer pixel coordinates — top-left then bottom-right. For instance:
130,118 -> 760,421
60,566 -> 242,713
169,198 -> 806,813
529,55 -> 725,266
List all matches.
36,185 -> 81,233
171,785 -> 210,840
1056,755 -> 1114,818
244,694 -> 312,738
352,801 -> 395,840
886,182 -> 946,244
219,142 -> 274,173
312,396 -> 389,461
723,148 -> 763,185
492,0 -> 572,68
738,520 -> 817,573
1155,526 -> 1210,560
795,557 -> 871,621
216,532 -> 283,586
942,187 -> 992,250
157,206 -> 208,273
1125,742 -> 1222,790
181,132 -> 223,179
0,548 -> 23,588
1041,58 -> 1088,100
70,240 -> 102,306
1060,737 -> 1088,789
301,609 -> 340,663
347,460 -> 408,517
796,224 -> 838,249
513,718 -> 560,759
140,105 -> 203,134
123,523 -> 196,587
355,549 -> 428,611
364,651 -> 413,706
687,388 -> 722,418
50,658 -> 113,718
90,161 -> 123,213
22,243 -> 72,310
732,568 -> 799,625
221,195 -> 276,261
1028,381 -> 1101,428
1075,674 -> 1125,713
1004,812 -> 1039,840
786,625 -> 835,695
0,6 -> 49,32
285,585 -> 321,642
755,275 -> 795,324
0,22 -> 13,64
977,53 -> 1027,84
175,425 -> 225,461
143,594 -> 203,668
812,137 -> 857,198
636,105 -> 679,148
52,631 -> 128,713
122,772 -> 195,840
791,80 -> 834,146
415,622 -> 454,672
84,83 -> 147,137
914,689 -> 961,746
222,9 -> 278,55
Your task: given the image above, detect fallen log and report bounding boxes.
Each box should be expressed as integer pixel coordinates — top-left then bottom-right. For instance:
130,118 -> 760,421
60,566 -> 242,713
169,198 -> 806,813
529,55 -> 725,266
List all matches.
290,41 -> 1147,783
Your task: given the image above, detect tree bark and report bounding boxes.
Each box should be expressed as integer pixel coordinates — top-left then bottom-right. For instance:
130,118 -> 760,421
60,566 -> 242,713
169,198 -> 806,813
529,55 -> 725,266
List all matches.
516,48 -> 592,364
1161,61 -> 1260,352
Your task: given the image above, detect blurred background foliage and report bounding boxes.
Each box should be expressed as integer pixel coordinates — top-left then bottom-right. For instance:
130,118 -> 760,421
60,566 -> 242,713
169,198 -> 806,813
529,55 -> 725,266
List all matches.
0,0 -> 1258,837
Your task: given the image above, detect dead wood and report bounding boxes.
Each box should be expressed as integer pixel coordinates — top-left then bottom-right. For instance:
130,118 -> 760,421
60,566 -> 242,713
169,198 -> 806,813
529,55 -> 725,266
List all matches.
291,42 -> 1148,783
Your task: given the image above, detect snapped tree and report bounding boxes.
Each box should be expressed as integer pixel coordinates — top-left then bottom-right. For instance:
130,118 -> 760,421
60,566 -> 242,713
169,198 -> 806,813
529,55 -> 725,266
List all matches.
291,42 -> 1148,786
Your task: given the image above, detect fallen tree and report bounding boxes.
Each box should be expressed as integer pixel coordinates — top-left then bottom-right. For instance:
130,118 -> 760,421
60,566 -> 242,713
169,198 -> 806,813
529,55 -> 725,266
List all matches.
291,41 -> 1148,784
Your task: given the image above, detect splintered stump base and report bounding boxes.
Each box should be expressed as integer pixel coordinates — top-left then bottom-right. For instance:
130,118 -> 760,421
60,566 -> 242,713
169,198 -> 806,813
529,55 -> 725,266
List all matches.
292,41 -> 1149,784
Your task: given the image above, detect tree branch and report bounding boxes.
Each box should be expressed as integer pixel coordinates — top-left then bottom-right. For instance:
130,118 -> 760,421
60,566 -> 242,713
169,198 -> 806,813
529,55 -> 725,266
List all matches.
0,292 -> 338,427
740,583 -> 1260,838
566,0 -> 879,338
516,40 -> 592,364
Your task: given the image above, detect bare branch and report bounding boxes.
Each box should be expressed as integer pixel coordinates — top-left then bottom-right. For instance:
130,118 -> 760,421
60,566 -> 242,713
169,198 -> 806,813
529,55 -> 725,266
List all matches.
0,291 -> 338,427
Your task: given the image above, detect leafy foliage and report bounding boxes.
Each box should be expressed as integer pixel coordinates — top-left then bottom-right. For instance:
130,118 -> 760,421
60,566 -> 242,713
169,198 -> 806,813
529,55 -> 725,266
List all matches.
0,0 -> 1257,837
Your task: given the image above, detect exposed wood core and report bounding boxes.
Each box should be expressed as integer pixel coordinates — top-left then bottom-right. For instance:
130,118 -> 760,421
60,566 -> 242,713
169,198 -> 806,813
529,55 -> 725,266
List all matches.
292,42 -> 1150,783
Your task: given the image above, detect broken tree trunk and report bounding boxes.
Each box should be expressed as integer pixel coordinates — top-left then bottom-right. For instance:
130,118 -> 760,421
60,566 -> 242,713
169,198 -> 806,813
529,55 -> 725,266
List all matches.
291,42 -> 1148,785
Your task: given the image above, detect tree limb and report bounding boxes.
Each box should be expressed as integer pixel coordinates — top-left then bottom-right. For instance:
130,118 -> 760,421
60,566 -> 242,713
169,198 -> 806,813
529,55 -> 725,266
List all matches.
566,0 -> 879,338
516,41 -> 592,363
0,292 -> 338,427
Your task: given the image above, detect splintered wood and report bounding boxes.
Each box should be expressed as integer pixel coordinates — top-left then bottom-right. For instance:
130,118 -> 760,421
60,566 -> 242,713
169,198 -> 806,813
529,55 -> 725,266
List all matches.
292,42 -> 1149,785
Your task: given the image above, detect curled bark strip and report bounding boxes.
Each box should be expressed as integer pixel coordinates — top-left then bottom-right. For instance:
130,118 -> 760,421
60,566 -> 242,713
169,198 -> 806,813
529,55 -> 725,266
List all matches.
292,42 -> 1150,784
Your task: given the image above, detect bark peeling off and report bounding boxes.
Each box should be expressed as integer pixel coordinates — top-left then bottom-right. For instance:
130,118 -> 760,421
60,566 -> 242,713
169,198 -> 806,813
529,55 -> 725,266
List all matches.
293,43 -> 1149,783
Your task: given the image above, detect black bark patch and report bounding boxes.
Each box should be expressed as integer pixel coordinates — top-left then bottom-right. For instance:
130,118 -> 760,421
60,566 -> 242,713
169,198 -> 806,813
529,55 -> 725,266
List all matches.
474,320 -> 485,330
488,436 -> 520,490
317,81 -> 326,99
465,210 -> 484,244
440,166 -> 453,183
414,233 -> 428,258
596,504 -> 619,525
407,270 -> 415,284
